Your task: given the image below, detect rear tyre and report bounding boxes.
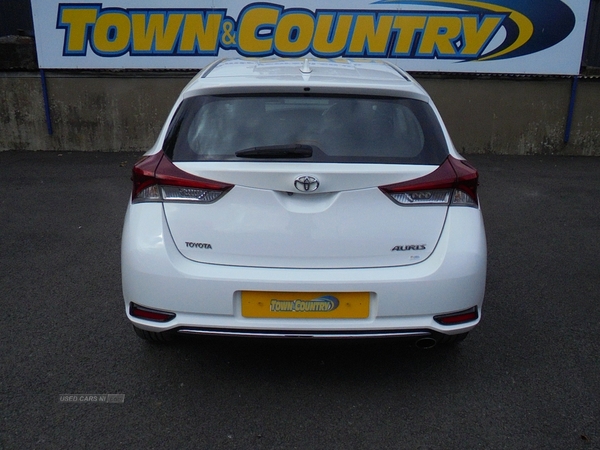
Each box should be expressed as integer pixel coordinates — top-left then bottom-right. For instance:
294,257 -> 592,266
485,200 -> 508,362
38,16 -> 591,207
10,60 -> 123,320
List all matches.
439,332 -> 469,346
133,325 -> 175,343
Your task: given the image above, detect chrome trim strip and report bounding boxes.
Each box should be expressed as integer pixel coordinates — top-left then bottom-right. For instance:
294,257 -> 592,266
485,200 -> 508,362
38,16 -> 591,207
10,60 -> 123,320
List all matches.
177,328 -> 431,339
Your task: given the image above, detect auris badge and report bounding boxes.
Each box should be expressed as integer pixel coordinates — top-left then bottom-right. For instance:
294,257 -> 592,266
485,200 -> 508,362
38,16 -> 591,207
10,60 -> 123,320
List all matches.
294,175 -> 319,192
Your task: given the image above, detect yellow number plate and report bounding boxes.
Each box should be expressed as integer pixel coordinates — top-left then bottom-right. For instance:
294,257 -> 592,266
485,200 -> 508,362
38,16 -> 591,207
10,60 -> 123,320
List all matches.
241,291 -> 370,319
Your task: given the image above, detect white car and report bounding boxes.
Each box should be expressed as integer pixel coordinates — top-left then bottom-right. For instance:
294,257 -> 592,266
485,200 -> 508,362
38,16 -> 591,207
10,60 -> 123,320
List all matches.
121,58 -> 486,348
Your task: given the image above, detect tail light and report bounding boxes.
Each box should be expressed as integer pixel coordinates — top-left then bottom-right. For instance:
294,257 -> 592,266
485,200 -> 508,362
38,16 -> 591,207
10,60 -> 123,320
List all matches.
131,151 -> 233,204
379,156 -> 478,207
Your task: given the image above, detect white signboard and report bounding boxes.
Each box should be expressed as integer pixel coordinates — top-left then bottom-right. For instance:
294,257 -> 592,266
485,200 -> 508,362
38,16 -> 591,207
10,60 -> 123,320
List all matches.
31,0 -> 590,74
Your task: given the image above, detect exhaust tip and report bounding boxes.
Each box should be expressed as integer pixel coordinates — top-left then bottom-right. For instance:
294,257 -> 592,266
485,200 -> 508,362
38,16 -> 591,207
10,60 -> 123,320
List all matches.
415,337 -> 437,349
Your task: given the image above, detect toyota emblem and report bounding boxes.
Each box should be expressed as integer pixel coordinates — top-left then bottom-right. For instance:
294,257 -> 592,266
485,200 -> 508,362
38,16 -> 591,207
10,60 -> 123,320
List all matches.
294,176 -> 320,192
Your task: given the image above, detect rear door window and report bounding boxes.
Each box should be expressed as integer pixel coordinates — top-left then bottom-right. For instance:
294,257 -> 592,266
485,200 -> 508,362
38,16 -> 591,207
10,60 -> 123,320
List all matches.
163,95 -> 448,164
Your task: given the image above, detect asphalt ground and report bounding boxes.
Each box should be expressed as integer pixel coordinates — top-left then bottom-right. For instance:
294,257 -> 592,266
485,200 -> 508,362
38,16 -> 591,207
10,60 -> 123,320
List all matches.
1,151 -> 599,449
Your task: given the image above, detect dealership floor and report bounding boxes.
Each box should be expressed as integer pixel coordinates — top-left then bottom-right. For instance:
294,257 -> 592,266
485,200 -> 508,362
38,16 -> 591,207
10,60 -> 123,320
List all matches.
1,151 -> 599,449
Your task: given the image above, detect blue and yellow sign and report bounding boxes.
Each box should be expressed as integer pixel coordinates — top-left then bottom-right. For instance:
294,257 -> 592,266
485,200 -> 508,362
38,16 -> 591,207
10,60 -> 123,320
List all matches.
31,0 -> 589,74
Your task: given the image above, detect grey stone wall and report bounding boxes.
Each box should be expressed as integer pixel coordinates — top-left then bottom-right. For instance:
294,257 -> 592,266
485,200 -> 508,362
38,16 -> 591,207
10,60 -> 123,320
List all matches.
420,76 -> 600,156
1,71 -> 599,155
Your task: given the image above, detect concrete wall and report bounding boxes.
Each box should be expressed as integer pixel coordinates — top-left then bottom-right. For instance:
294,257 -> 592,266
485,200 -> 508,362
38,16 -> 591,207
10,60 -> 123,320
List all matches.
420,76 -> 600,156
1,71 -> 599,155
0,72 -> 190,152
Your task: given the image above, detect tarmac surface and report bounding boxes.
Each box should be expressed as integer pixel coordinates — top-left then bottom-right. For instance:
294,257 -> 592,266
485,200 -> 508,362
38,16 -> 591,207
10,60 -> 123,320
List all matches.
1,151 -> 599,449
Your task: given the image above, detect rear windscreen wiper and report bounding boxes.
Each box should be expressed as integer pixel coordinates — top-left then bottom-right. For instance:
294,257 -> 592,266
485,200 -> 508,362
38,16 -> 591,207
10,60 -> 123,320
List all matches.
235,144 -> 314,159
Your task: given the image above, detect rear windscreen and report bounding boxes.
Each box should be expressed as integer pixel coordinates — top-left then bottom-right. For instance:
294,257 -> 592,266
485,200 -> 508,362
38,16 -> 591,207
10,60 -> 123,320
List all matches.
163,94 -> 449,164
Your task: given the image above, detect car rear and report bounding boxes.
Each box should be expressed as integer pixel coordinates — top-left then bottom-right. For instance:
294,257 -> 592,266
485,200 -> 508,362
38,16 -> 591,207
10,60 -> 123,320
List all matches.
121,58 -> 486,347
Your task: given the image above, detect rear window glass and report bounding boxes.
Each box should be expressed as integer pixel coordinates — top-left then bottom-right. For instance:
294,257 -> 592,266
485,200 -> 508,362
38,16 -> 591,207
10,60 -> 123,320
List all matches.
163,95 -> 448,164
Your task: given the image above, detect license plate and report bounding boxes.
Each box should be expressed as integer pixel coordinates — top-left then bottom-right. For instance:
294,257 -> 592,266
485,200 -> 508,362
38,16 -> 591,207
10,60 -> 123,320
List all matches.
241,291 -> 369,319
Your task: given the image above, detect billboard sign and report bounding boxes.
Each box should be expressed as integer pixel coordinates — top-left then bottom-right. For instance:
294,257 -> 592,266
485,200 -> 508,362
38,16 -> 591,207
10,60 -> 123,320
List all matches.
31,0 -> 590,74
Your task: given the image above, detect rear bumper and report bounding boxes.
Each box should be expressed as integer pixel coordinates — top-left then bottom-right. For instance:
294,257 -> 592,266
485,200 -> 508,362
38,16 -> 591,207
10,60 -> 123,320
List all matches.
122,203 -> 486,336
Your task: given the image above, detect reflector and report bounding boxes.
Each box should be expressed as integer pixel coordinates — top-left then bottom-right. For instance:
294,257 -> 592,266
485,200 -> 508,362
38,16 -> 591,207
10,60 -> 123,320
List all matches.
129,303 -> 176,322
434,307 -> 478,325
